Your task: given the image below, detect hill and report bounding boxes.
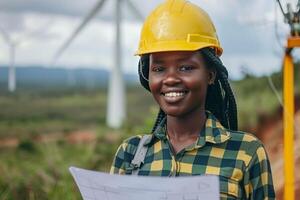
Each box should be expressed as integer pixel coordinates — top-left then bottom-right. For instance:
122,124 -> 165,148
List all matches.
0,66 -> 138,90
231,63 -> 300,130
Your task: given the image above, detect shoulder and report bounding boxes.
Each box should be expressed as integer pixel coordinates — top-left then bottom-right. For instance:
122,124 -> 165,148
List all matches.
229,129 -> 263,147
122,135 -> 143,147
226,129 -> 269,168
110,135 -> 143,174
118,134 -> 151,155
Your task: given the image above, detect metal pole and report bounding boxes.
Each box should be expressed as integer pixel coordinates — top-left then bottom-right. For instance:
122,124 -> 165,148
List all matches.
107,0 -> 125,128
283,53 -> 295,200
8,44 -> 16,92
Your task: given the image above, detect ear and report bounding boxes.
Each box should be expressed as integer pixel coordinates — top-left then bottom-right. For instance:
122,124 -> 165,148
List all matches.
207,69 -> 216,85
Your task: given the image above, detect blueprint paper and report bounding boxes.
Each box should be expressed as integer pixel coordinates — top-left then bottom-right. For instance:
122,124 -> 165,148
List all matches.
69,166 -> 220,200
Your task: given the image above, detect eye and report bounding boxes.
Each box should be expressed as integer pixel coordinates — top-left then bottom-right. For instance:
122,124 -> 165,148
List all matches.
179,65 -> 194,71
151,66 -> 164,72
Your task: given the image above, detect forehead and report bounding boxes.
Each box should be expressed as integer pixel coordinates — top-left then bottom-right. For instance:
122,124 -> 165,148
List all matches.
149,51 -> 203,64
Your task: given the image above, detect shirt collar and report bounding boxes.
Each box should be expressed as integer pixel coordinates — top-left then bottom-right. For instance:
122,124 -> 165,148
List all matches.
144,111 -> 231,148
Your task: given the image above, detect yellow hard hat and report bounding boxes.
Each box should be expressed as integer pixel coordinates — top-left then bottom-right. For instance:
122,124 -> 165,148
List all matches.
135,0 -> 223,56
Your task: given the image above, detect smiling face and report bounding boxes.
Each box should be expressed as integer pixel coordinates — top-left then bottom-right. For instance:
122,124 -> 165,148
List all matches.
149,51 -> 215,118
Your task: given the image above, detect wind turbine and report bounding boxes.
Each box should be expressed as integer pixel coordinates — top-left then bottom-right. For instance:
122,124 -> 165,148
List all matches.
52,0 -> 144,128
0,20 -> 54,93
0,27 -> 18,92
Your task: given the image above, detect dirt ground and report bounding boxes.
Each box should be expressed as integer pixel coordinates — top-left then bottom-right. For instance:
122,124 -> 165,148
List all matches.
257,108 -> 300,200
0,130 -> 97,148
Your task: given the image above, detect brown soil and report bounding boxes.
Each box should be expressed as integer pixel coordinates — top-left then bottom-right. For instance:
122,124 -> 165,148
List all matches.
0,130 -> 97,148
0,137 -> 19,148
256,97 -> 300,200
65,130 -> 97,144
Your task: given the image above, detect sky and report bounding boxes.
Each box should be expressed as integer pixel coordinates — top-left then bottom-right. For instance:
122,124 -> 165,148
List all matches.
0,0 -> 297,79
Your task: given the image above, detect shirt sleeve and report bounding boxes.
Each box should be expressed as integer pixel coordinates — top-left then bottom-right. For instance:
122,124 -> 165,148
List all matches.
110,142 -> 127,174
243,143 -> 276,200
110,135 -> 141,175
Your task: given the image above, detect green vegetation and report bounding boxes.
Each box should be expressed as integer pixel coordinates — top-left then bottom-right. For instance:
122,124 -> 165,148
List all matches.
0,65 -> 299,199
0,86 -> 157,200
0,137 -> 127,200
232,65 -> 299,129
0,87 -> 155,139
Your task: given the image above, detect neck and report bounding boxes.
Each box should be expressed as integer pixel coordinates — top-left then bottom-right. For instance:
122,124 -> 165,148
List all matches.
166,108 -> 207,141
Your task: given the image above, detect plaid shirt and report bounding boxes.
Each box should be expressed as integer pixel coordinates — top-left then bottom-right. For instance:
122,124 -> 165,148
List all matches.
110,111 -> 275,199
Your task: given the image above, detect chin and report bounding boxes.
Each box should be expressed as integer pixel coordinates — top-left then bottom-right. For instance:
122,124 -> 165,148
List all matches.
161,107 -> 188,117
161,104 -> 204,118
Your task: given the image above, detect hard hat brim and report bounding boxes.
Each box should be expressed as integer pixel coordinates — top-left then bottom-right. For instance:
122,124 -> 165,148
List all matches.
135,40 -> 223,56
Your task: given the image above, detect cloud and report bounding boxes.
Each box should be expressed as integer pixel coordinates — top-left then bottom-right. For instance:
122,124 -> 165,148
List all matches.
223,53 -> 282,80
0,0 -> 294,79
0,12 -> 140,71
0,0 -> 100,17
0,0 -> 156,22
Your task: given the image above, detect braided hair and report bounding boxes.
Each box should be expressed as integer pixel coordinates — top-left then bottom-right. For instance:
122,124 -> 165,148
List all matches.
138,47 -> 238,132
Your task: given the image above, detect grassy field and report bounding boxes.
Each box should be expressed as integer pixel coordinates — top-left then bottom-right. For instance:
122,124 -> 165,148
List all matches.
0,66 -> 299,199
0,86 -> 156,139
0,85 -> 160,200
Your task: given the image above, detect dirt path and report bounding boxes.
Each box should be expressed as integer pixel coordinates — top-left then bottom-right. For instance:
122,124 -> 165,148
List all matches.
0,137 -> 19,148
0,130 -> 97,148
257,110 -> 300,200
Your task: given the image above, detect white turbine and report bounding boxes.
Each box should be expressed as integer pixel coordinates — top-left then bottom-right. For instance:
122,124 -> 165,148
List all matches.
52,0 -> 144,128
107,0 -> 125,128
0,27 -> 18,93
0,20 -> 54,93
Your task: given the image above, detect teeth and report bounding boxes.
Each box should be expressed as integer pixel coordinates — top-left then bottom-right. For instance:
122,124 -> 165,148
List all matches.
164,92 -> 185,97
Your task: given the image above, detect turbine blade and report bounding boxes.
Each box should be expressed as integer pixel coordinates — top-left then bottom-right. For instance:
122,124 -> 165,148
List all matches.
0,26 -> 12,44
52,0 -> 107,65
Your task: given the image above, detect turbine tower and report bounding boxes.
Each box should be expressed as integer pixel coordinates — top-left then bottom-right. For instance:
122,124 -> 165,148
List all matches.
0,27 -> 18,92
52,0 -> 144,128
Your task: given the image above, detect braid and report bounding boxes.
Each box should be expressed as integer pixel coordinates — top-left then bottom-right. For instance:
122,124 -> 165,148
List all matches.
219,72 -> 238,131
201,48 -> 238,130
151,108 -> 166,133
205,77 -> 228,127
138,58 -> 166,133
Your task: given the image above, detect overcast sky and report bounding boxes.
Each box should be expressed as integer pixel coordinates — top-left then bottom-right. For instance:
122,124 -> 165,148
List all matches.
0,0 -> 297,79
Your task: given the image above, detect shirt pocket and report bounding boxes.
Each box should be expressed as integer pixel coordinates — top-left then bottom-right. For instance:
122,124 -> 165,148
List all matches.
220,176 -> 240,199
218,166 -> 243,199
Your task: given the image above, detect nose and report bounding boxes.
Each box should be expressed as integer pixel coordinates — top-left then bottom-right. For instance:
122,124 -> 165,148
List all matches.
162,68 -> 181,86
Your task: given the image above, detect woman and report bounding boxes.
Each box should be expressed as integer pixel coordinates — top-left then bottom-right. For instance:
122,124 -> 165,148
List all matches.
110,0 -> 275,199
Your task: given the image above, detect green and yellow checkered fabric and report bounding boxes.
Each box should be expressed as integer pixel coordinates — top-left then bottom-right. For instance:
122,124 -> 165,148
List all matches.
110,111 -> 275,199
